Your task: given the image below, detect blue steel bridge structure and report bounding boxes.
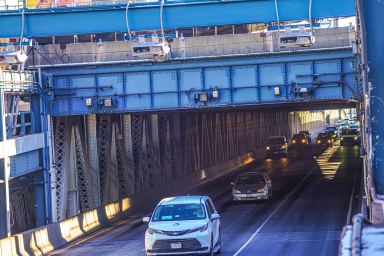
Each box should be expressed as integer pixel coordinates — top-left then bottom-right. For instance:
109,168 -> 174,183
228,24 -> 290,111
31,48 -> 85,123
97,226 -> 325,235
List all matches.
0,0 -> 382,250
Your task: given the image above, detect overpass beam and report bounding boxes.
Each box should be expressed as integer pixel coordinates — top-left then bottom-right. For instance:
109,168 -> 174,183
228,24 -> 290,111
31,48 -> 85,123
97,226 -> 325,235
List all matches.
0,0 -> 355,38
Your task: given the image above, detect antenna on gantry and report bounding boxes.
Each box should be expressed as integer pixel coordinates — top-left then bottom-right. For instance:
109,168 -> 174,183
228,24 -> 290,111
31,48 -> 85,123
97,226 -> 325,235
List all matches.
125,0 -> 132,41
274,0 -> 281,44
309,0 -> 313,34
160,0 -> 166,43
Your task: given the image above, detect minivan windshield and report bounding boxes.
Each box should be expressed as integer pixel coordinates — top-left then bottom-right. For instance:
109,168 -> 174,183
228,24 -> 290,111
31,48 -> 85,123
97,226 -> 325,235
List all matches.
152,203 -> 206,222
236,175 -> 265,185
268,137 -> 285,144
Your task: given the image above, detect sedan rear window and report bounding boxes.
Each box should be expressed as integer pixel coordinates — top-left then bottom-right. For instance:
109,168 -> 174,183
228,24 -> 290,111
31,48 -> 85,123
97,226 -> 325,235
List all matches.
292,134 -> 305,140
236,175 -> 265,185
317,133 -> 331,139
325,126 -> 337,131
152,203 -> 206,222
268,137 -> 285,144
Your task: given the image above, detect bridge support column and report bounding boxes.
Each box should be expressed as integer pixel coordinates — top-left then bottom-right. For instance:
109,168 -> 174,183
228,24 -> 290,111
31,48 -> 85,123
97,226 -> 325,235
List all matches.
0,90 -> 11,238
122,114 -> 135,196
363,0 -> 384,194
0,158 -> 11,238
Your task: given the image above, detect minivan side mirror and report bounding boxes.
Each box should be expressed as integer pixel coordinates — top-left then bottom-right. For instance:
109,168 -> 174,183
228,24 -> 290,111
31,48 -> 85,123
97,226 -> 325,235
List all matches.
143,217 -> 150,223
211,213 -> 220,221
230,182 -> 235,186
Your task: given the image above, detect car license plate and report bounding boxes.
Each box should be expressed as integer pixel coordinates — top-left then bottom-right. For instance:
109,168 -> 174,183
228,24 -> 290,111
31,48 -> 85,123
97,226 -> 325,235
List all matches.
171,243 -> 182,249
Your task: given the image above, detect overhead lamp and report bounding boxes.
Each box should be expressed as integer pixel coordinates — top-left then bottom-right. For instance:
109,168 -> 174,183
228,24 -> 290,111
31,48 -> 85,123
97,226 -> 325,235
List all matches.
211,88 -> 219,100
198,92 -> 208,102
85,98 -> 92,107
274,86 -> 281,96
103,98 -> 113,107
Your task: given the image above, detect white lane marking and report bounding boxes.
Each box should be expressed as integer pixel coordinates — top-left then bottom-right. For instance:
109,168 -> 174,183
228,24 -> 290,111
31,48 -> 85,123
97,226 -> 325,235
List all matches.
233,165 -> 318,256
346,171 -> 358,225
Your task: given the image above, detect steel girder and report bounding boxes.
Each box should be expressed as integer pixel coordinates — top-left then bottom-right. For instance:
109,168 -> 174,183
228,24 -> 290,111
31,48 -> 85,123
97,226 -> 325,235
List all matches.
0,0 -> 355,38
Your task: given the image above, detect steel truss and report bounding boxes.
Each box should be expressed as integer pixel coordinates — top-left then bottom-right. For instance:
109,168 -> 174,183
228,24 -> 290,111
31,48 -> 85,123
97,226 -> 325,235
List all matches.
51,110 -> 325,219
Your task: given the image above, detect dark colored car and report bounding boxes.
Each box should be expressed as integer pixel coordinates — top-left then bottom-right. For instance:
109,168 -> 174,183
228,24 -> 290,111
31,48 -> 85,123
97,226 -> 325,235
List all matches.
316,133 -> 333,147
299,130 -> 311,143
324,126 -> 338,139
231,172 -> 272,201
266,136 -> 288,158
340,129 -> 360,146
291,133 -> 309,146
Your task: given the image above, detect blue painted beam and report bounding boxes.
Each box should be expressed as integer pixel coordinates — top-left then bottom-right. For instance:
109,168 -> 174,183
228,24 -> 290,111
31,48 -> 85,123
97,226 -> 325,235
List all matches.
0,0 -> 355,38
41,48 -> 358,115
363,0 -> 384,194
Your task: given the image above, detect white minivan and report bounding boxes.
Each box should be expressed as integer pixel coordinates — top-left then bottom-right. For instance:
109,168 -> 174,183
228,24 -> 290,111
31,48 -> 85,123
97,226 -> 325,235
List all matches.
143,196 -> 221,255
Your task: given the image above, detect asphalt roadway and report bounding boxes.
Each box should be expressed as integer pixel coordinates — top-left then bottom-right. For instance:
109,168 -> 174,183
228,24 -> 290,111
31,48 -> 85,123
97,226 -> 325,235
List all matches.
49,142 -> 362,256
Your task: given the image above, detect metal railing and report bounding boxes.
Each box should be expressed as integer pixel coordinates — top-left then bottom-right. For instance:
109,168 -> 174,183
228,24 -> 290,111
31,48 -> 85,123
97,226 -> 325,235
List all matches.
5,111 -> 35,138
0,70 -> 37,92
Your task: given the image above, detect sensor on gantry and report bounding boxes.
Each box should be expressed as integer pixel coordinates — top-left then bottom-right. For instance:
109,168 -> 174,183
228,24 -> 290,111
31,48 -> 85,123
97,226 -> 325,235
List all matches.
0,50 -> 28,64
279,25 -> 315,48
126,0 -> 171,60
132,35 -> 170,60
274,0 -> 315,48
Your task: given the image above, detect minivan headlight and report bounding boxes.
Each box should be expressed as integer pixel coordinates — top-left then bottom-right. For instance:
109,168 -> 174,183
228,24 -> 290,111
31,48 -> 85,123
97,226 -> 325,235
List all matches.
233,189 -> 241,194
189,223 -> 209,234
147,227 -> 161,235
257,187 -> 265,193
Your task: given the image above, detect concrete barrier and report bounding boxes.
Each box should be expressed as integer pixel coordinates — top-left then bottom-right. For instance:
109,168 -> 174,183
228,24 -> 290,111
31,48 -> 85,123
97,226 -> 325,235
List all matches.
0,152 -> 254,256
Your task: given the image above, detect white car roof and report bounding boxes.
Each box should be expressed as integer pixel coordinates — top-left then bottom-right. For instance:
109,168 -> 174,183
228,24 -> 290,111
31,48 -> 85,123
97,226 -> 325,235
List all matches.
159,196 -> 208,206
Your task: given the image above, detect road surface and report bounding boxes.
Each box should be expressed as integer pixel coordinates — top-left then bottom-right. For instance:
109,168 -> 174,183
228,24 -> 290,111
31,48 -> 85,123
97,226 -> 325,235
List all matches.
49,143 -> 361,256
